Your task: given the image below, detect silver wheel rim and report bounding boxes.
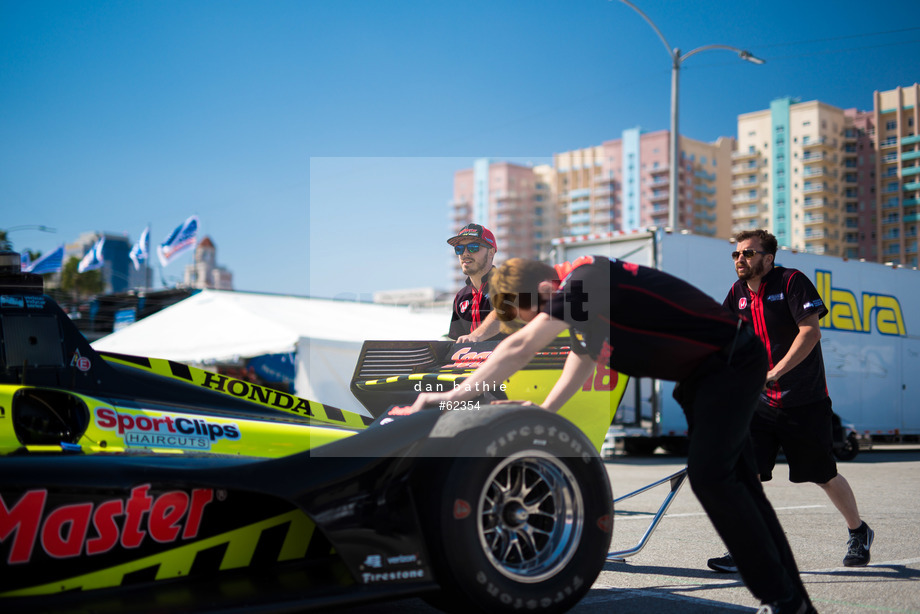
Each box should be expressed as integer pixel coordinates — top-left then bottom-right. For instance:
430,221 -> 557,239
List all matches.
477,451 -> 584,583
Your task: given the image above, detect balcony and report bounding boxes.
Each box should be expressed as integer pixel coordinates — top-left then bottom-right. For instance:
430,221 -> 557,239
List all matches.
903,166 -> 920,177
733,192 -> 759,205
694,184 -> 716,195
803,198 -> 828,209
732,178 -> 759,188
732,162 -> 759,173
804,230 -> 826,239
649,191 -> 669,203
803,214 -> 825,225
903,135 -> 920,145
802,136 -> 833,149
733,148 -> 760,160
732,206 -> 760,220
879,137 -> 898,148
802,167 -> 829,178
801,152 -> 826,164
802,183 -> 832,195
905,181 -> 920,191
903,150 -> 920,161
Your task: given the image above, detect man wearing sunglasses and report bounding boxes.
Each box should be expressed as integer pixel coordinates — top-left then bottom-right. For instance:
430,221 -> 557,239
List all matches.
706,229 -> 872,576
446,223 -> 502,341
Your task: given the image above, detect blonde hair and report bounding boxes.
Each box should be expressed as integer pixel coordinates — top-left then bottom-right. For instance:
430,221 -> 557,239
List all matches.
491,258 -> 557,334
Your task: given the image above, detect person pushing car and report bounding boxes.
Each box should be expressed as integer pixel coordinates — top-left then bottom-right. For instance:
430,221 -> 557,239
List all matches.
409,256 -> 815,614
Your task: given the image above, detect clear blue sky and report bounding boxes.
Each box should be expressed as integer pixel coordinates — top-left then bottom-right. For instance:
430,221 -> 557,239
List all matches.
2,0 -> 918,298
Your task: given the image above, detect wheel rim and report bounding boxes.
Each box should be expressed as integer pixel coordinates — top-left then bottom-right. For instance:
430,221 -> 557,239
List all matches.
477,451 -> 584,583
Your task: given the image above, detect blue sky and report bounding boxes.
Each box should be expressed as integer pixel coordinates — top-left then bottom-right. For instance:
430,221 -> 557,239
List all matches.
2,0 -> 918,298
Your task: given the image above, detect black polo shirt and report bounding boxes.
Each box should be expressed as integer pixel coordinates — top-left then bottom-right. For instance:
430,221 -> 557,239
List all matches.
723,266 -> 829,408
543,256 -> 739,382
448,268 -> 496,340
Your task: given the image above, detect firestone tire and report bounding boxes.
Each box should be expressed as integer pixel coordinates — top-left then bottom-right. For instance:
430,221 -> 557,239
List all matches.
420,409 -> 613,614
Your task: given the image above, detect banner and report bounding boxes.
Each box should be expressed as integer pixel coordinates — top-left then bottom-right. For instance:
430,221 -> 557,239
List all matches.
157,216 -> 199,267
23,245 -> 64,275
78,236 -> 105,273
129,226 -> 149,271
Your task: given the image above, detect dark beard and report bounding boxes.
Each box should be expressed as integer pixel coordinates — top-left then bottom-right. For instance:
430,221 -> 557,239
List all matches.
736,259 -> 765,281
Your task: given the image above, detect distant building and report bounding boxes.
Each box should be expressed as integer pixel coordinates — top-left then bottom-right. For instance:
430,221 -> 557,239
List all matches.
449,160 -> 556,287
183,236 -> 234,290
732,84 -> 918,266
67,232 -> 147,293
553,128 -> 734,239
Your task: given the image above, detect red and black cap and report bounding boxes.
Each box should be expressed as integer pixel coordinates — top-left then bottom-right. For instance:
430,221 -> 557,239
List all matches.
447,223 -> 497,250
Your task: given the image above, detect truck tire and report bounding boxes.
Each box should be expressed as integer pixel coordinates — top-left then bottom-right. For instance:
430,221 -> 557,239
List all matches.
623,437 -> 659,456
419,409 -> 612,614
833,432 -> 860,461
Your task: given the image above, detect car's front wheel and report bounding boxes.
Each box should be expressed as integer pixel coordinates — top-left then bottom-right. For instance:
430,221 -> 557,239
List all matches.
419,409 -> 612,613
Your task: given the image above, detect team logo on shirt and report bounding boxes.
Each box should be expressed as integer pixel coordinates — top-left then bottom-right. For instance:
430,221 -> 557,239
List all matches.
767,293 -> 785,302
459,300 -> 470,313
738,297 -> 748,310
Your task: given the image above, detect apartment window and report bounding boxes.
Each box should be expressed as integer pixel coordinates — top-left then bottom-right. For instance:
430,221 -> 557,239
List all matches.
803,121 -> 811,127
886,120 -> 897,131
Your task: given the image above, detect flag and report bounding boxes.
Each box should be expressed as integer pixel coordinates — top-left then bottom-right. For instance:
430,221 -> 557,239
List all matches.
77,236 -> 106,273
129,226 -> 149,271
19,251 -> 31,271
23,245 -> 64,275
157,215 -> 198,267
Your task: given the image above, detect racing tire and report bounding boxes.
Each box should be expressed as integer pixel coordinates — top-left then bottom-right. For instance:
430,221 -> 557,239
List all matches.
419,409 -> 612,614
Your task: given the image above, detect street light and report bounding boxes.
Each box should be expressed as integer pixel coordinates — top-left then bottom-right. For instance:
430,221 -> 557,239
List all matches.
614,1 -> 764,230
0,225 -> 57,250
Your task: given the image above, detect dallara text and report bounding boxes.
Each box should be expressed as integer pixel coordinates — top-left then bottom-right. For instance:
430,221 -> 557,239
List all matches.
0,250 -> 624,614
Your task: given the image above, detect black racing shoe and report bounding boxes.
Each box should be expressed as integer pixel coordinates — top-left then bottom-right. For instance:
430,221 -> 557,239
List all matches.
843,522 -> 874,567
707,552 -> 738,573
756,596 -> 817,614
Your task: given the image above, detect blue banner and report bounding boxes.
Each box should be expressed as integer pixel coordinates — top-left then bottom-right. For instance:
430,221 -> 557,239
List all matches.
157,215 -> 199,267
129,226 -> 149,271
78,236 -> 105,273
24,244 -> 64,275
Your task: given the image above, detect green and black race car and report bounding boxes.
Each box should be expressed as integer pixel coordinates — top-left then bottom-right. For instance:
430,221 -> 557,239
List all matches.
0,250 -> 628,614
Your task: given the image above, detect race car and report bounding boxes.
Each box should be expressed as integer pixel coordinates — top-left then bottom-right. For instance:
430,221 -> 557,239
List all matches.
0,251 -> 616,614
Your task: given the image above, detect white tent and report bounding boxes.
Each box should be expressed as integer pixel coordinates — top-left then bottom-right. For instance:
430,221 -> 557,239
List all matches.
92,290 -> 451,415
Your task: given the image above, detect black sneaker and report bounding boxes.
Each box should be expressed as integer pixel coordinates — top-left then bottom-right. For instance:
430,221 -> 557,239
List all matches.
843,522 -> 874,567
756,595 -> 817,614
707,552 -> 738,573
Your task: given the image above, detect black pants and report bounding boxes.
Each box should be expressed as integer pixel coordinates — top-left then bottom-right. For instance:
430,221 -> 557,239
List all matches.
674,331 -> 809,604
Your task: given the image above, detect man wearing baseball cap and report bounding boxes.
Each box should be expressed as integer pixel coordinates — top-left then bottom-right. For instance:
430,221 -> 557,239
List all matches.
446,223 -> 502,341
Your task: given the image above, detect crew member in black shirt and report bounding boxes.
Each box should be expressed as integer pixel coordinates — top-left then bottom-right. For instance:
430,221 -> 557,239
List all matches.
447,223 -> 501,341
410,256 -> 814,613
706,229 -> 872,574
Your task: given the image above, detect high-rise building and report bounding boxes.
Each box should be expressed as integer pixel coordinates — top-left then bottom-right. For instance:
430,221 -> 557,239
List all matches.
733,98 -> 864,256
874,84 -> 919,267
449,160 -> 555,287
732,84 -> 918,267
553,128 -> 734,239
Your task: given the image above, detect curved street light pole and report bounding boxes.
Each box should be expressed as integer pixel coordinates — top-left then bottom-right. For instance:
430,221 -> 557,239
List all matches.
614,1 -> 764,230
0,224 -> 57,250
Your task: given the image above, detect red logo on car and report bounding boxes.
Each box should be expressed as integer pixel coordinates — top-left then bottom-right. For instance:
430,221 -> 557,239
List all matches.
453,499 -> 471,520
0,485 -> 214,564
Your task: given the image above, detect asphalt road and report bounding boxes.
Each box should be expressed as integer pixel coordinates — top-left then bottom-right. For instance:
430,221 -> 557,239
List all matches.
345,445 -> 920,614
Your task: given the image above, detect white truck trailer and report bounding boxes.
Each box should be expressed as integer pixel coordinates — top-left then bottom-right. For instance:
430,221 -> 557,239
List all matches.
552,228 -> 920,456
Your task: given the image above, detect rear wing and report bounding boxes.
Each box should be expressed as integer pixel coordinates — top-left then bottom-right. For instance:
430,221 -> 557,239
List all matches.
349,336 -> 628,452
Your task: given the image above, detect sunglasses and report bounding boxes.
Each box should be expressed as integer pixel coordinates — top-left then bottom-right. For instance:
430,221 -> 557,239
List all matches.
454,243 -> 487,256
731,249 -> 766,260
